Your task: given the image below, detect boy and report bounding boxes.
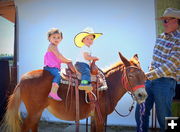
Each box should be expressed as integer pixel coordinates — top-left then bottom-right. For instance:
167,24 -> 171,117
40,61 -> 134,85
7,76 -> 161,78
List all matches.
74,27 -> 102,89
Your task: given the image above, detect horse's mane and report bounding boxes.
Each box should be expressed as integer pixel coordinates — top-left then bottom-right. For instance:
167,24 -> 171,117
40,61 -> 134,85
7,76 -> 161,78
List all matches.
102,56 -> 140,78
102,61 -> 124,77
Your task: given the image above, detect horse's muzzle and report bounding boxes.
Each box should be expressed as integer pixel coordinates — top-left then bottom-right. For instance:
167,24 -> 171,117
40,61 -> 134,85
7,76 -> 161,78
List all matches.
134,88 -> 148,104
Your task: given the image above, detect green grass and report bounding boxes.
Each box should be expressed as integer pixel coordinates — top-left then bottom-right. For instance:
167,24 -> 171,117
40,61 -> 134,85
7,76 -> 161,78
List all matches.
172,101 -> 180,117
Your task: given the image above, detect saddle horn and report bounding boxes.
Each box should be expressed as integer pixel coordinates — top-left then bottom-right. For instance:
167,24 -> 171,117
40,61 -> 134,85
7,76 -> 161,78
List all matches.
67,62 -> 77,73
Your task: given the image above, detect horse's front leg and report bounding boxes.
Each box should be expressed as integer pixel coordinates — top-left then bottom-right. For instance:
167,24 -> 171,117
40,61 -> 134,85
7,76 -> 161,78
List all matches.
90,114 -> 105,132
90,115 -> 96,132
95,118 -> 105,132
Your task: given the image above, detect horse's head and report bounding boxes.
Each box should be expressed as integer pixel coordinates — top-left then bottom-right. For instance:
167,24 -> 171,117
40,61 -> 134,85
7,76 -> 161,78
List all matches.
119,52 -> 147,104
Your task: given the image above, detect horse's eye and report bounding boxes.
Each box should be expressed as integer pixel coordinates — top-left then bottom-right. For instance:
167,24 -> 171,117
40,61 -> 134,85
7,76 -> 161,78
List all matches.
137,70 -> 141,73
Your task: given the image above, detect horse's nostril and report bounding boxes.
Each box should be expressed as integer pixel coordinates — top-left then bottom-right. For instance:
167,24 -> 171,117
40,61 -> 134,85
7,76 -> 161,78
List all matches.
138,93 -> 142,97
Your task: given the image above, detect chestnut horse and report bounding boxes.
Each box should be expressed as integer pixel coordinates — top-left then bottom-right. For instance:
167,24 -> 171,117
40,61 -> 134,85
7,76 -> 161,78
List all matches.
1,52 -> 147,132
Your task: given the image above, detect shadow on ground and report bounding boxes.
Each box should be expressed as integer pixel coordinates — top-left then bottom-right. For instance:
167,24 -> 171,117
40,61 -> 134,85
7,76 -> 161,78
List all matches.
39,121 -> 136,132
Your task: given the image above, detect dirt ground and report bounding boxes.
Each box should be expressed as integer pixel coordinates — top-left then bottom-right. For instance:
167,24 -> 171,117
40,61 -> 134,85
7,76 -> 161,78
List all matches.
0,120 -> 158,132
38,121 -> 137,132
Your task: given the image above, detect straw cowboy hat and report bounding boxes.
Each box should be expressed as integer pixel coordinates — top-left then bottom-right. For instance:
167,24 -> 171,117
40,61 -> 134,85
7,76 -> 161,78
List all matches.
74,27 -> 103,48
159,8 -> 180,20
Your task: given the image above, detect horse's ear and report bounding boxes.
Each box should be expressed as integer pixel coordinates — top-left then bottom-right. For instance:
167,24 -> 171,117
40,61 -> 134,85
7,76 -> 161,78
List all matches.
130,53 -> 141,67
118,52 -> 130,67
133,54 -> 139,61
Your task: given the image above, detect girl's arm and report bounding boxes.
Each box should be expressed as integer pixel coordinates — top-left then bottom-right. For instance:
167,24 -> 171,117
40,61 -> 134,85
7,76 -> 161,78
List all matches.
49,44 -> 72,63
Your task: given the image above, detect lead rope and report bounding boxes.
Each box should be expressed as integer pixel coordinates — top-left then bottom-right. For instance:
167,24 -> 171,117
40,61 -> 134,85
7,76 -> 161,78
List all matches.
139,102 -> 145,132
124,67 -> 146,132
114,93 -> 135,117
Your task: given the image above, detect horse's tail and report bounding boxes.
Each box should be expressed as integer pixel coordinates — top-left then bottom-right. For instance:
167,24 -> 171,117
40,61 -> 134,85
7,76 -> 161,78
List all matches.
1,84 -> 22,132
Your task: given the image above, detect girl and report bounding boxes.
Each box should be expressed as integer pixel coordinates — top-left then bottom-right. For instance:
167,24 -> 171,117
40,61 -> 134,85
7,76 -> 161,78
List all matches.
44,28 -> 72,101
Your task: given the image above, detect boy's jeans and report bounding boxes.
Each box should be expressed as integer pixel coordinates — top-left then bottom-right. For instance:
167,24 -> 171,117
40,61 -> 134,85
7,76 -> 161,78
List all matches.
135,77 -> 176,132
44,66 -> 61,85
75,62 -> 91,82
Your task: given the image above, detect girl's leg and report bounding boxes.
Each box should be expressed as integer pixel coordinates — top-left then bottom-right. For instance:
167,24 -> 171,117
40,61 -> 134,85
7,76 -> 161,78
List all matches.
44,66 -> 62,101
48,82 -> 62,101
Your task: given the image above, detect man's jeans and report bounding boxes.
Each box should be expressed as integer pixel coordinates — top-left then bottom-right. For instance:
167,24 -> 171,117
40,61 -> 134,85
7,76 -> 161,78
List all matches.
135,77 -> 176,132
44,66 -> 61,85
75,62 -> 91,82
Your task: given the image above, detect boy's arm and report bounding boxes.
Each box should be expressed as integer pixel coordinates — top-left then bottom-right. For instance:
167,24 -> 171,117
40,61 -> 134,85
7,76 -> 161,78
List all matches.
49,45 -> 72,63
83,52 -> 99,61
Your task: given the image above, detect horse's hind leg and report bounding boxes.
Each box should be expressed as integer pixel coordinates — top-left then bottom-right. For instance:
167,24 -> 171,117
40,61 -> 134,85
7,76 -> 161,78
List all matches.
21,109 -> 44,132
30,111 -> 42,132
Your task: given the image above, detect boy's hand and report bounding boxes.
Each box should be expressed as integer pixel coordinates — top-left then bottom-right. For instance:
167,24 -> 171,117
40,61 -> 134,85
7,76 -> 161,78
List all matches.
93,57 -> 99,61
67,59 -> 72,63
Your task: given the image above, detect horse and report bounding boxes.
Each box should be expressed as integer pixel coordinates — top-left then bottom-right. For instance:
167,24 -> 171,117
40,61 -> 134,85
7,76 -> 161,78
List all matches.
1,52 -> 147,132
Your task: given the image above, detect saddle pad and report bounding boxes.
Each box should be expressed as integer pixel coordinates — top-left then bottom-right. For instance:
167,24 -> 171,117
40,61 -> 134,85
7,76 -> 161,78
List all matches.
60,68 -> 108,91
60,79 -> 76,86
60,68 -> 97,82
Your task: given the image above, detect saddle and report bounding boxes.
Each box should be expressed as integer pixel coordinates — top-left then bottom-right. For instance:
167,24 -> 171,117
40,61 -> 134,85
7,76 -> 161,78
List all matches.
62,61 -> 106,124
60,62 -> 106,93
60,68 -> 97,85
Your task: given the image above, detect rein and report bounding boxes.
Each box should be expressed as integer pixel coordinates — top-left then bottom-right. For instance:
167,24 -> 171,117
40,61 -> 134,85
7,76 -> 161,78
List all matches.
115,93 -> 135,117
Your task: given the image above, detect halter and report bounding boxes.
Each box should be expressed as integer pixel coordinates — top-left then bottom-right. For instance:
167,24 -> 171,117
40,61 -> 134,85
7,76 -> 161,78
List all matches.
121,65 -> 145,93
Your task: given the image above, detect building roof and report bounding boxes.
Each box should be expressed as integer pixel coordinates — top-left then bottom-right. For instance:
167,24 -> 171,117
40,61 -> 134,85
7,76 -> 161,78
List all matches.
0,0 -> 15,23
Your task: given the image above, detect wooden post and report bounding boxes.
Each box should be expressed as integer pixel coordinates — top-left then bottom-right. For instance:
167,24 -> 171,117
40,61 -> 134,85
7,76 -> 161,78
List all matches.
0,60 -> 10,122
86,118 -> 88,132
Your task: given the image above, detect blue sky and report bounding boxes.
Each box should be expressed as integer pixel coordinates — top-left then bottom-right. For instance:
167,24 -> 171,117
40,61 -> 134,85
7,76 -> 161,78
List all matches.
15,0 -> 156,74
0,16 -> 14,55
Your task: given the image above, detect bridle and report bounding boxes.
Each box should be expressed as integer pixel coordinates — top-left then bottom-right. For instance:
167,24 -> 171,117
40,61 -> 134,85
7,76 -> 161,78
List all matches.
115,65 -> 145,117
121,65 -> 145,93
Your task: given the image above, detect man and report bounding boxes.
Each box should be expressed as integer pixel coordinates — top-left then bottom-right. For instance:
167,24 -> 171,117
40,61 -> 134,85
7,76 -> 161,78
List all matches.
135,8 -> 180,132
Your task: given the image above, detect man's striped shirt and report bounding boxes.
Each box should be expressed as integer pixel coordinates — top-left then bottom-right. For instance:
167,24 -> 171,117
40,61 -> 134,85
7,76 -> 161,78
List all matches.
146,29 -> 180,82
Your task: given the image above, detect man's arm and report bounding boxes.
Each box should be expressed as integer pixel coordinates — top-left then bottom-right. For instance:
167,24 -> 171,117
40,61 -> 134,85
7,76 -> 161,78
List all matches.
146,43 -> 180,80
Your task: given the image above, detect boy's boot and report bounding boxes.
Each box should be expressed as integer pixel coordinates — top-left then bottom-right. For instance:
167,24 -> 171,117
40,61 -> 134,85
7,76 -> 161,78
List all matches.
78,80 -> 93,91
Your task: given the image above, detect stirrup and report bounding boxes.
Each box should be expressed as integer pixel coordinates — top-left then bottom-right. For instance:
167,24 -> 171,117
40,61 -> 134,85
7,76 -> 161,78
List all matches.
78,85 -> 93,91
85,91 -> 97,104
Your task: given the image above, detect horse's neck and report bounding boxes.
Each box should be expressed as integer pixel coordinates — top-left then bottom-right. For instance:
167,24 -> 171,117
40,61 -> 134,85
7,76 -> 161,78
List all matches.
104,69 -> 127,110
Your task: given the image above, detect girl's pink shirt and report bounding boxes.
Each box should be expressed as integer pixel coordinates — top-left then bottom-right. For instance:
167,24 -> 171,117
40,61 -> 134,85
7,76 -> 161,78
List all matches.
44,51 -> 61,69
